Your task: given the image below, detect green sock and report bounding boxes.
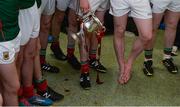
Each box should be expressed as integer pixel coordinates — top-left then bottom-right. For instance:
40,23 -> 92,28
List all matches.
163,48 -> 172,59
40,49 -> 46,56
144,49 -> 153,61
164,48 -> 172,55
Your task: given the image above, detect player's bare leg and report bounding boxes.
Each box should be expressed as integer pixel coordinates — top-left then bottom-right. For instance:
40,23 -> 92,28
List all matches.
0,62 -> 20,105
67,8 -> 81,70
51,9 -> 66,60
124,18 -> 152,83
113,14 -> 128,84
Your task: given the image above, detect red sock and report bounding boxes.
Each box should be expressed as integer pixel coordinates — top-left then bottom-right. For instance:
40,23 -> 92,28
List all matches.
18,87 -> 23,98
36,80 -> 47,92
89,54 -> 96,60
67,48 -> 74,58
81,64 -> 89,74
40,55 -> 46,65
23,85 -> 34,98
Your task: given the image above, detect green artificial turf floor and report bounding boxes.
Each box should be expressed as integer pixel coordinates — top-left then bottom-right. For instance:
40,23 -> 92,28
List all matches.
43,30 -> 180,106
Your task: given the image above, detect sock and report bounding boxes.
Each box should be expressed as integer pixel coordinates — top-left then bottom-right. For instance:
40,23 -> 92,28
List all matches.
40,49 -> 46,64
144,49 -> 153,61
89,49 -> 97,60
35,79 -> 47,92
23,85 -> 34,98
67,45 -> 75,58
18,87 -> 23,98
163,48 -> 172,59
81,61 -> 89,74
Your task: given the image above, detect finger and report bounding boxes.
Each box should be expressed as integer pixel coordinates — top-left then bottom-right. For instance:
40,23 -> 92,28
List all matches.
81,7 -> 89,12
83,8 -> 90,13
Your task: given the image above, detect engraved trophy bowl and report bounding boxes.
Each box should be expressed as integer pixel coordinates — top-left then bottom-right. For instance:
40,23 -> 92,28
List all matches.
71,12 -> 105,42
82,12 -> 104,33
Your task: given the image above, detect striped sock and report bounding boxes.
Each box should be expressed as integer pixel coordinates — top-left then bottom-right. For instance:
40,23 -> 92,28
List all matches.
89,49 -> 97,60
81,61 -> 89,74
67,44 -> 75,58
144,49 -> 153,61
163,48 -> 172,59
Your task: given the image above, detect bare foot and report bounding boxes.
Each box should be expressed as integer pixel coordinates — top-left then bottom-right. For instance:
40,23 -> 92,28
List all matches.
123,63 -> 132,84
118,65 -> 125,84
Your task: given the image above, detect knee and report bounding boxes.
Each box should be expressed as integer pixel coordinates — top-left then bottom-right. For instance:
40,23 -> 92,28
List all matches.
166,22 -> 177,31
24,49 -> 36,60
114,25 -> 126,39
142,32 -> 152,45
54,13 -> 64,24
41,20 -> 51,32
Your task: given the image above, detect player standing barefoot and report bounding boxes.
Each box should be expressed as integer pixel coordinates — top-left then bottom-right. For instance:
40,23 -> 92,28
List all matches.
110,0 -> 153,84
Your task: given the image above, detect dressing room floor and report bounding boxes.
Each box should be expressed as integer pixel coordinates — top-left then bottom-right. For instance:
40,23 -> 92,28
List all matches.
43,30 -> 180,106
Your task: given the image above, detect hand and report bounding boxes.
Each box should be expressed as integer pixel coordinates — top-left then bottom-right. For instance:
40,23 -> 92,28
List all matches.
80,0 -> 90,13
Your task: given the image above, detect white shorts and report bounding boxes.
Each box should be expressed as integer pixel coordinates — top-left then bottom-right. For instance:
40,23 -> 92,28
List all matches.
56,0 -> 72,11
151,0 -> 180,13
19,2 -> 40,46
39,0 -> 55,15
0,32 -> 21,64
69,0 -> 109,14
110,0 -> 152,19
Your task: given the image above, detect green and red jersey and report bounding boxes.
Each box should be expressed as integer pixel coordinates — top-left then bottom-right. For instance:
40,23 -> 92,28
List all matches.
0,0 -> 20,42
0,0 -> 42,42
20,0 -> 41,9
19,0 -> 35,9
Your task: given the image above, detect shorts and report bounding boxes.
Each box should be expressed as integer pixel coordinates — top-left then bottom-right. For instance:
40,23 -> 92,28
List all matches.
151,0 -> 180,13
0,32 -> 21,64
39,0 -> 55,15
110,0 -> 152,19
69,0 -> 109,15
56,0 -> 72,11
19,2 -> 40,46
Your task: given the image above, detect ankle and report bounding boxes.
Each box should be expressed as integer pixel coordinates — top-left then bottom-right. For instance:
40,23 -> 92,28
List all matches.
40,55 -> 46,64
67,48 -> 75,58
81,62 -> 89,74
23,85 -> 34,98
